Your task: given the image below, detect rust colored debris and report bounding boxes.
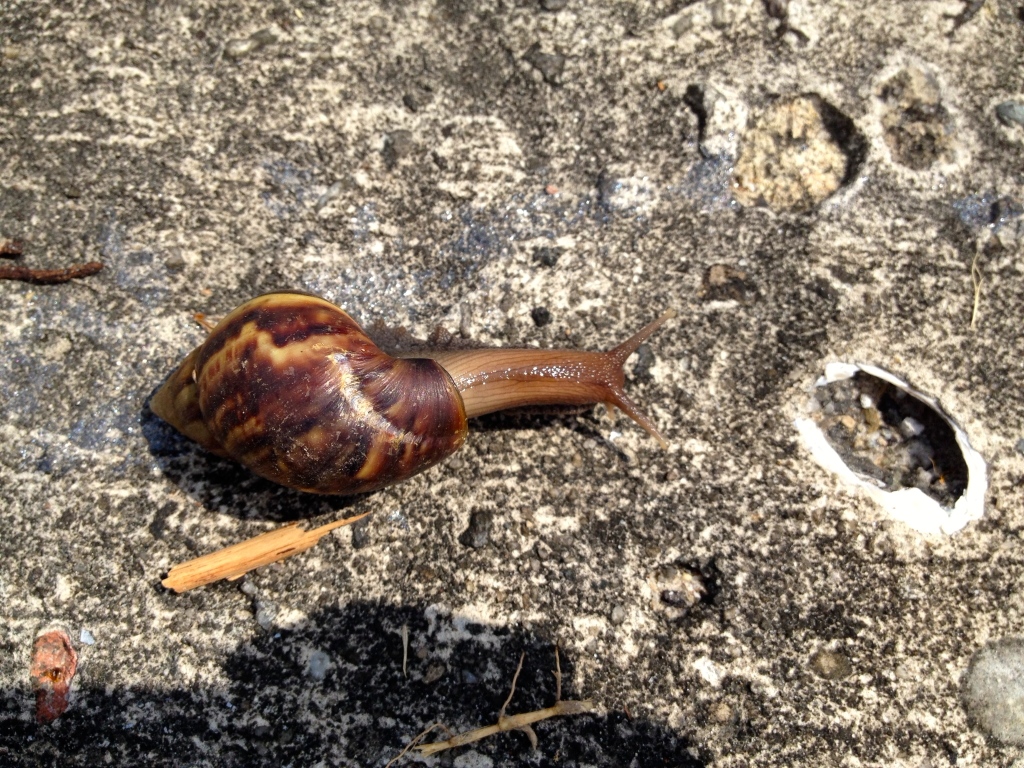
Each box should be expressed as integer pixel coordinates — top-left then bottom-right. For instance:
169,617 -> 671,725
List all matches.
0,240 -> 25,257
0,260 -> 103,284
31,630 -> 78,724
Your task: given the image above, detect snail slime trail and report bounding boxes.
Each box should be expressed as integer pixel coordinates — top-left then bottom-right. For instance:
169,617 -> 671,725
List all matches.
151,293 -> 675,495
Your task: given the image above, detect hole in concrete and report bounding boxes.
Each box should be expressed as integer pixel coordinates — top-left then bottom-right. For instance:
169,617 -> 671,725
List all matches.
877,66 -> 956,170
794,363 -> 986,535
732,94 -> 866,212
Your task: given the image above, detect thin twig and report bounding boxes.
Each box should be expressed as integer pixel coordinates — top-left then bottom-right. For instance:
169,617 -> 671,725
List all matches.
970,250 -> 982,330
401,624 -> 409,679
0,260 -> 103,284
554,645 -> 562,702
499,652 -> 526,721
384,722 -> 450,768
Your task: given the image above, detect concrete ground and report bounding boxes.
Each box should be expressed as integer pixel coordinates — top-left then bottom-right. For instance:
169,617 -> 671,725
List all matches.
2,1 -> 1023,766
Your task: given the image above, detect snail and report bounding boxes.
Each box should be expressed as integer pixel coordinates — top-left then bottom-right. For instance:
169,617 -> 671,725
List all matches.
150,292 -> 674,495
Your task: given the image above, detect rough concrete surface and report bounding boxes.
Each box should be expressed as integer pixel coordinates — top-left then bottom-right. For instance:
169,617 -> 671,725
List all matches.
2,1 -> 1024,766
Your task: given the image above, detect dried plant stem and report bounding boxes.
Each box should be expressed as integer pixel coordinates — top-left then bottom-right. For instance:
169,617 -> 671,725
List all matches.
0,260 -> 103,284
162,512 -> 370,592
970,250 -> 982,330
401,624 -> 409,678
414,650 -> 595,757
384,723 -> 451,768
415,700 -> 595,756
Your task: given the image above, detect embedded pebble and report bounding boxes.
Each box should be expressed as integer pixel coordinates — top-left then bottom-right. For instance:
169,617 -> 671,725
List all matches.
402,87 -> 433,112
255,599 -> 278,631
610,605 -> 627,625
79,629 -> 96,645
224,29 -> 277,59
963,638 -> 1024,745
423,663 -> 446,684
383,130 -> 415,169
899,417 -> 925,438
163,253 -> 186,271
31,630 -> 78,723
315,182 -> 343,211
710,701 -> 733,723
524,43 -> 565,85
632,344 -> 656,379
532,246 -> 561,267
810,649 -> 852,680
996,101 -> 1024,128
307,650 -> 331,681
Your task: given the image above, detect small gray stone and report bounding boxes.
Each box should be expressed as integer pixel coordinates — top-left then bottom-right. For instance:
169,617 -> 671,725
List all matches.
996,101 -> 1024,128
383,130 -> 415,169
402,88 -> 433,112
899,417 -> 925,438
964,637 -> 1024,745
163,253 -> 186,271
224,28 -> 276,59
672,14 -> 693,37
541,0 -> 568,9
632,343 -> 656,379
307,650 -> 331,680
1015,438 -> 1024,456
532,246 -> 561,267
610,605 -> 627,625
524,43 -> 565,85
254,599 -> 278,631
764,0 -> 789,20
423,663 -> 445,684
710,0 -> 731,28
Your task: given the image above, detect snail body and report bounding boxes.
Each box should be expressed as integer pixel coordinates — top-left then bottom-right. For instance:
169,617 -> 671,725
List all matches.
151,292 -> 673,494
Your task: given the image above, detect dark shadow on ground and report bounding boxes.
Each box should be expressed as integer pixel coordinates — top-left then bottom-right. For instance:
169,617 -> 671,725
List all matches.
1,601 -> 706,768
141,391 -> 631,522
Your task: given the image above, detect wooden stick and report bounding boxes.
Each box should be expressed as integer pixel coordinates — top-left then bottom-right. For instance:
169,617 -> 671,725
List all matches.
161,512 -> 370,592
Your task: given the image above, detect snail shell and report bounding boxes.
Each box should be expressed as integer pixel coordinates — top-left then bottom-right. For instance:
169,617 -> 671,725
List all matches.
151,292 -> 673,494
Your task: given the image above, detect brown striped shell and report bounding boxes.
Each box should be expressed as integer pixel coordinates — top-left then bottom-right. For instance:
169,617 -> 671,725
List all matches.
150,293 -> 468,494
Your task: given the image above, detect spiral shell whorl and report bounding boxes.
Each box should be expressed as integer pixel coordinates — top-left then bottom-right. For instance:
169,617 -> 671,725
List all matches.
154,293 -> 468,494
